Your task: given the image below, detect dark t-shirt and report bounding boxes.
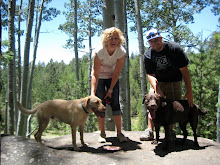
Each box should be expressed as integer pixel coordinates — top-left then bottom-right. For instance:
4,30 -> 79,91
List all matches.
143,41 -> 189,82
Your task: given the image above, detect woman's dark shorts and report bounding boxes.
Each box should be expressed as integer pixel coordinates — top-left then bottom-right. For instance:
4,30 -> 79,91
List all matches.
95,79 -> 122,118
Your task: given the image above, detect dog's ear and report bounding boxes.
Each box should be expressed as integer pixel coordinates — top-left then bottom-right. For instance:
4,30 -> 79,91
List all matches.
142,94 -> 147,104
163,92 -> 167,99
155,93 -> 160,98
85,97 -> 91,107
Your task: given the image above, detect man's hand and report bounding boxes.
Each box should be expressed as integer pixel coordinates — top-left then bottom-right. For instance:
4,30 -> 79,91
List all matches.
184,91 -> 194,107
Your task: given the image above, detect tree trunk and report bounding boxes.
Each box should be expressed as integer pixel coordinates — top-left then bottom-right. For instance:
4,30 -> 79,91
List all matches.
17,0 -> 35,137
114,0 -> 128,130
217,78 -> 220,143
0,0 -> 2,139
74,0 -> 79,98
134,0 -> 147,129
88,0 -> 92,95
103,0 -> 115,29
102,0 -> 115,131
26,0 -> 44,137
123,0 -> 131,131
8,0 -> 16,135
16,1 -> 23,134
5,72 -> 9,134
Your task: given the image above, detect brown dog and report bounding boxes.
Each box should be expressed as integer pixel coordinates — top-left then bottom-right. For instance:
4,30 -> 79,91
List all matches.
17,96 -> 106,151
143,93 -> 207,149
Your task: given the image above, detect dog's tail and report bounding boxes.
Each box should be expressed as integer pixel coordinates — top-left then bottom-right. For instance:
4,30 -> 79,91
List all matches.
17,102 -> 38,115
195,104 -> 207,116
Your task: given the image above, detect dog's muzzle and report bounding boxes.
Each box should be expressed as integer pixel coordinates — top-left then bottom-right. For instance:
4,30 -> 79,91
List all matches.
147,105 -> 158,120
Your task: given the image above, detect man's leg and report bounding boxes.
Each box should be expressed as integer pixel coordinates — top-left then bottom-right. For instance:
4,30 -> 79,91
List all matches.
148,116 -> 154,131
140,85 -> 155,141
140,113 -> 154,141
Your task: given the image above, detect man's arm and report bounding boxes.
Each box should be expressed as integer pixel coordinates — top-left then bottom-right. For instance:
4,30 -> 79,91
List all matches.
147,74 -> 164,97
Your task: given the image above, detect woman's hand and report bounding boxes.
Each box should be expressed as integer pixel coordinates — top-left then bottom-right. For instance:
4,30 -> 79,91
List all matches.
104,91 -> 112,104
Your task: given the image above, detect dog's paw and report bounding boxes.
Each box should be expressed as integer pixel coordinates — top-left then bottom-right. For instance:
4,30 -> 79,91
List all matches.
151,140 -> 158,145
73,145 -> 80,151
82,143 -> 88,147
194,142 -> 200,148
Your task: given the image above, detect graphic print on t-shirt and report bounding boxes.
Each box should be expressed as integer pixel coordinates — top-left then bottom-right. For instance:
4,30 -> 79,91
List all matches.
156,55 -> 168,70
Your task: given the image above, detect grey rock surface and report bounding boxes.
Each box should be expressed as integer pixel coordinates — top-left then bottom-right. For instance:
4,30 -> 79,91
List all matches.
1,131 -> 220,165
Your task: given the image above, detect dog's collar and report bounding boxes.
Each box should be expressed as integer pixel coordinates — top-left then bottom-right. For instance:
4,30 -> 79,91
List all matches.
81,101 -> 89,114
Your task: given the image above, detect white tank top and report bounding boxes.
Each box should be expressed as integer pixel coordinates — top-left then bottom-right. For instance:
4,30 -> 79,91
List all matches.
93,46 -> 126,79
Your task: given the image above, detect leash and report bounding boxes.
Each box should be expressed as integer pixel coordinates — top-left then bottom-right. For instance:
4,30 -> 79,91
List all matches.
81,101 -> 89,114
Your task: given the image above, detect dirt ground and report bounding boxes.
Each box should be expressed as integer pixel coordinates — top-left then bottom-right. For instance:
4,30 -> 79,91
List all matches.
1,131 -> 220,165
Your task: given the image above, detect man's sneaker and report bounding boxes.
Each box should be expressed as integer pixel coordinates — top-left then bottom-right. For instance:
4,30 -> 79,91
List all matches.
117,133 -> 128,143
98,132 -> 106,143
140,128 -> 154,141
169,129 -> 176,141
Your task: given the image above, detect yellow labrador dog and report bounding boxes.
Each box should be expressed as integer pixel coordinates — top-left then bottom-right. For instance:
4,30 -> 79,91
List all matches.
17,96 -> 106,151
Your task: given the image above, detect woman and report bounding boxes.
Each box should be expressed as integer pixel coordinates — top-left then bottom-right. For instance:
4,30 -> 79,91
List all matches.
91,27 -> 127,143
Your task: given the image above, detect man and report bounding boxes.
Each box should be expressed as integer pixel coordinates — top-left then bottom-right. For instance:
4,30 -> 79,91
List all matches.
140,28 -> 193,141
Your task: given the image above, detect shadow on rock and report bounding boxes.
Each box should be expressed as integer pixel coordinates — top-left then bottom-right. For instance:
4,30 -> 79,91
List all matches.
99,137 -> 142,152
154,138 -> 211,157
47,137 -> 142,153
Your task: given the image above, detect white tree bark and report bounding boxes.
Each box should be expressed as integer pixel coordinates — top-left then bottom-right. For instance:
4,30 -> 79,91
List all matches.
134,0 -> 148,128
17,0 -> 35,136
102,0 -> 115,131
123,0 -> 131,131
114,0 -> 129,130
8,0 -> 16,135
217,78 -> 220,143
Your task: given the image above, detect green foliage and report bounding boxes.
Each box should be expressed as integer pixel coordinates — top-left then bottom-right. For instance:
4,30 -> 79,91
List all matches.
132,99 -> 146,131
129,53 -> 147,130
1,40 -> 14,66
84,113 -> 98,133
1,0 -> 8,29
187,32 -> 220,140
42,7 -> 61,22
129,54 -> 141,116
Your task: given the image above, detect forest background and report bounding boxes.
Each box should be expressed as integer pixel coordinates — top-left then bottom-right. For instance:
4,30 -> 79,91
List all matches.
1,0 -> 220,142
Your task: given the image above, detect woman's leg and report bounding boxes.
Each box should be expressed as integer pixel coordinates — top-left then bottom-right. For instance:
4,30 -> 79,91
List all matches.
95,79 -> 107,142
98,117 -> 105,134
113,115 -> 121,134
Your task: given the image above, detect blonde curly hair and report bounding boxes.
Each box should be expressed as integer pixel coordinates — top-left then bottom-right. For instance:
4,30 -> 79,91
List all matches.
101,27 -> 125,48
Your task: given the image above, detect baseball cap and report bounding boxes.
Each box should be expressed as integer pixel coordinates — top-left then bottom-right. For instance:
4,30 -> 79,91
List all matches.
146,29 -> 161,41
